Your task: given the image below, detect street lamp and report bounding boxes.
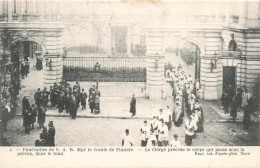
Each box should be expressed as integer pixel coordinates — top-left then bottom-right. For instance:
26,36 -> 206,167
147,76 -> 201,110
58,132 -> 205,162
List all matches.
94,62 -> 100,89
211,51 -> 218,73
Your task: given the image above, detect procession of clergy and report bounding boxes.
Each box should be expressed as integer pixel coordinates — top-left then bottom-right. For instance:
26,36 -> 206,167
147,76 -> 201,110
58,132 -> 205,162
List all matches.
123,64 -> 204,147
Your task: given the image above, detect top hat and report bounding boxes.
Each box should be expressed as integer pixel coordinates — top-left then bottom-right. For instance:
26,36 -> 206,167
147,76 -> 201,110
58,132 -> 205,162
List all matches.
48,121 -> 54,127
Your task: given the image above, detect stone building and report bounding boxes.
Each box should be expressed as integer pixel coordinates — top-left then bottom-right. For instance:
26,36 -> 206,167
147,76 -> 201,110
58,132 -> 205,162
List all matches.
0,0 -> 259,100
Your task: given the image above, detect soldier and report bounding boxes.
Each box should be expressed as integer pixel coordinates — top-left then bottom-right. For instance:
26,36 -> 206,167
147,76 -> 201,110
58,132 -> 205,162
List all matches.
80,89 -> 88,110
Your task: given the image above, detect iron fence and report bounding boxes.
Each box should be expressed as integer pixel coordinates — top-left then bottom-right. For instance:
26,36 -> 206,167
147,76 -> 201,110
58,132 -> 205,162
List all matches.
63,56 -> 146,69
63,57 -> 147,82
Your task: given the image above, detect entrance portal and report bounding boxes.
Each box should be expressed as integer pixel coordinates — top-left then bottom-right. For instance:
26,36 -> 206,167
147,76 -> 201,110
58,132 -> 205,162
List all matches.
223,66 -> 236,94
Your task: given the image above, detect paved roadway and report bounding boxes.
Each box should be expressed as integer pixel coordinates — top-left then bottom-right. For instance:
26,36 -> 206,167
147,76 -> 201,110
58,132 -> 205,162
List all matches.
3,116 -> 259,146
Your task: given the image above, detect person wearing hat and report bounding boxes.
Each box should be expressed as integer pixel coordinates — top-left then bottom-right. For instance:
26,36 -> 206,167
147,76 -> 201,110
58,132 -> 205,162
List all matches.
80,89 -> 88,110
46,121 -> 56,146
164,106 -> 172,130
140,120 -> 150,147
122,129 -> 134,147
130,94 -> 136,117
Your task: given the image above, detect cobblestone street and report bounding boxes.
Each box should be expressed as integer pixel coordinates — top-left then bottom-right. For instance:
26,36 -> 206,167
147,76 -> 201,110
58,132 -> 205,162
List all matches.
3,116 -> 259,146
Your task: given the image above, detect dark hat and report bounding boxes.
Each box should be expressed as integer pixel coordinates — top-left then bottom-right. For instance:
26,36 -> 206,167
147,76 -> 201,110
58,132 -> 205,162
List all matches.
144,120 -> 147,124
48,121 -> 54,127
125,129 -> 129,133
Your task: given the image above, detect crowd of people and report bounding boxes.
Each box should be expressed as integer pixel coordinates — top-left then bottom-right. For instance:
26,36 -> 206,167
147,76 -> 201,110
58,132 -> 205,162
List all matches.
124,64 -> 204,147
0,84 -> 19,132
221,85 -> 256,129
22,81 -> 101,133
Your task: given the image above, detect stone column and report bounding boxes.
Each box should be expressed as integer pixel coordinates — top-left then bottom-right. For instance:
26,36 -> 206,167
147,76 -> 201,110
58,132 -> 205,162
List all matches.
43,29 -> 64,87
146,56 -> 165,99
7,0 -> 12,22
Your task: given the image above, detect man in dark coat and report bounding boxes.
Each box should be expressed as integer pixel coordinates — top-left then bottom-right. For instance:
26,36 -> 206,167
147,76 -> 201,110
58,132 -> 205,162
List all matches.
88,92 -> 95,114
80,89 -> 88,110
31,104 -> 37,129
70,95 -> 77,119
22,95 -> 30,131
46,121 -> 56,146
42,87 -> 49,109
130,94 -> 136,117
94,89 -> 101,114
243,96 -> 254,130
34,88 -> 42,109
230,96 -> 238,122
0,102 -> 9,131
73,82 -> 81,108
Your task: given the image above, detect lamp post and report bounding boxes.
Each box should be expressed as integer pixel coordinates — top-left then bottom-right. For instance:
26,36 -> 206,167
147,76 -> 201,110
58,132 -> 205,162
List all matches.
94,62 -> 100,89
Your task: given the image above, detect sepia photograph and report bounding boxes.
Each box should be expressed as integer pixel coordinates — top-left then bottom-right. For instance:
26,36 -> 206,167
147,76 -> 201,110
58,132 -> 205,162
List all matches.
0,0 -> 259,153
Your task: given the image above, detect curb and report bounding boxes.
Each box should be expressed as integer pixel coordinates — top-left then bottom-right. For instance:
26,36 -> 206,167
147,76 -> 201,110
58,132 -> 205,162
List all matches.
14,114 -> 260,123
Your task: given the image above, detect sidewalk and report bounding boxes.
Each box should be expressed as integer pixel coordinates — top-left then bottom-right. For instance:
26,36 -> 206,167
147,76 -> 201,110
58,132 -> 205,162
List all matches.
204,100 -> 260,123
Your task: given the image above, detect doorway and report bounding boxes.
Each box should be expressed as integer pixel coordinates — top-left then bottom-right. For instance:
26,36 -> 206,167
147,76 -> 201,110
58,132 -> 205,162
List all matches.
223,66 -> 236,94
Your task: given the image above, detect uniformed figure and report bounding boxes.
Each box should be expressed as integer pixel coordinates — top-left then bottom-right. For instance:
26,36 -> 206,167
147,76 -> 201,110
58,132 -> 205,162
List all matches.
80,89 -> 88,110
46,121 -> 56,146
130,94 -> 136,117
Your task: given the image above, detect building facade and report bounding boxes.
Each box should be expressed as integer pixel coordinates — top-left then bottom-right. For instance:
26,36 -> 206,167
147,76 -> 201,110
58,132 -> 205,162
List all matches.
0,0 -> 259,100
